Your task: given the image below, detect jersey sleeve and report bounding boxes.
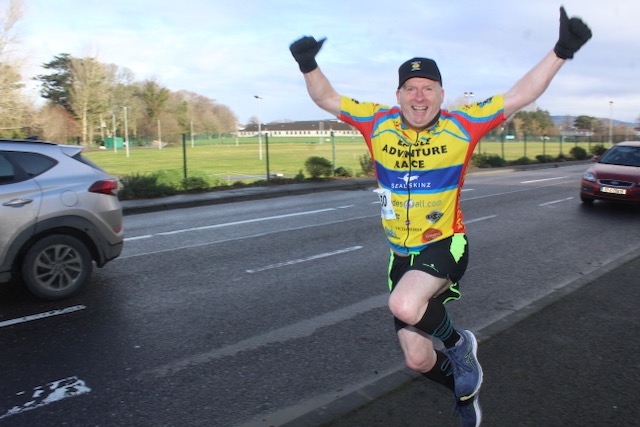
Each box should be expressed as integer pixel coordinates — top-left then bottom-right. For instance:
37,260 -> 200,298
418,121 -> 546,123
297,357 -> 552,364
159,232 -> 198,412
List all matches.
451,94 -> 507,145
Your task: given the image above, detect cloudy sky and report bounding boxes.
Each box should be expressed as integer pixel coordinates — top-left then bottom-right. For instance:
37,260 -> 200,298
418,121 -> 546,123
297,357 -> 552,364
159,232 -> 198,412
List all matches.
15,0 -> 640,125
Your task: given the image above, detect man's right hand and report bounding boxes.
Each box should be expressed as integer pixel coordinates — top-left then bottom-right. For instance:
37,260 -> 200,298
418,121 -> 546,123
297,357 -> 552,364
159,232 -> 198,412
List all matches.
289,36 -> 326,73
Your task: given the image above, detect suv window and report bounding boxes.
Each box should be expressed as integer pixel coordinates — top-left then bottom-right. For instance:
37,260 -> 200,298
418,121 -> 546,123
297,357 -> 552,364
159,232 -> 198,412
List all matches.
0,154 -> 15,182
73,152 -> 108,173
5,151 -> 57,177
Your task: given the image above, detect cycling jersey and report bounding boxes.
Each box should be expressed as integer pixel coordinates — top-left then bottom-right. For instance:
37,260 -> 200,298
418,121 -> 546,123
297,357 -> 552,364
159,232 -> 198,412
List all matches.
340,95 -> 506,254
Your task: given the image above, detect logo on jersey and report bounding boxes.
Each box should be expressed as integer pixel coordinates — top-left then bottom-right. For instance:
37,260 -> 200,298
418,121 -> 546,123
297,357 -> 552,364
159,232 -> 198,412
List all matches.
400,173 -> 419,185
383,226 -> 399,239
422,228 -> 443,243
390,174 -> 432,190
426,210 -> 443,224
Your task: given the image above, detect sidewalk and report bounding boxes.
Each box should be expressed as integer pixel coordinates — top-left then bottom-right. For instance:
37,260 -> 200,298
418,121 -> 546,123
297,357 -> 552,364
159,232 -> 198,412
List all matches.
120,178 -> 377,215
120,161 -> 589,215
281,249 -> 640,427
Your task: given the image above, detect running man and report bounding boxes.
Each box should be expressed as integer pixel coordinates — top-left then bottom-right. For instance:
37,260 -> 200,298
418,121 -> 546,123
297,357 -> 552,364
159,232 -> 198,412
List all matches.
289,6 -> 591,426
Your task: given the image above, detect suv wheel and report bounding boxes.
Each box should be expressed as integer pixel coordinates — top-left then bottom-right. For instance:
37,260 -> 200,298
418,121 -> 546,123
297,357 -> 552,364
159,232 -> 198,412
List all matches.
21,235 -> 93,300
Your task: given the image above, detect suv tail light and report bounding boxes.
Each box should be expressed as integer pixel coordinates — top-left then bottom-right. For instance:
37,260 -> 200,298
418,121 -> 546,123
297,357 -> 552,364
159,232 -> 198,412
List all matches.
89,179 -> 118,196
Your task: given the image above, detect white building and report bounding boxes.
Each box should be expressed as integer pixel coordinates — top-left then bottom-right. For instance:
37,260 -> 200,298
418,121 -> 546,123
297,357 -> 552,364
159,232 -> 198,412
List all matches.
237,119 -> 360,138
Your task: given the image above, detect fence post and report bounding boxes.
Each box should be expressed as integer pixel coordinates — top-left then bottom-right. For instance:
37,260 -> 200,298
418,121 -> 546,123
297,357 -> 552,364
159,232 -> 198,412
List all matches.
182,134 -> 187,179
331,131 -> 336,176
265,133 -> 270,181
559,137 -> 563,155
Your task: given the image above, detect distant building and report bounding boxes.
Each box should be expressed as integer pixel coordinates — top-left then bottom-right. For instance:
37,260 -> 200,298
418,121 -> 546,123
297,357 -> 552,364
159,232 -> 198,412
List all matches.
237,119 -> 360,138
560,128 -> 595,138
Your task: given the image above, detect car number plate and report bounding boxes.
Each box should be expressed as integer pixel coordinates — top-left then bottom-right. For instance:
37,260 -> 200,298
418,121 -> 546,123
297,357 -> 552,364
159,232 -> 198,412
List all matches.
600,186 -> 627,195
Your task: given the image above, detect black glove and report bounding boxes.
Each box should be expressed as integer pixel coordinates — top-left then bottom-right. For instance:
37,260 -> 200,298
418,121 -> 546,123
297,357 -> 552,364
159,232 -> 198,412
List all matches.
554,6 -> 592,60
289,36 -> 326,73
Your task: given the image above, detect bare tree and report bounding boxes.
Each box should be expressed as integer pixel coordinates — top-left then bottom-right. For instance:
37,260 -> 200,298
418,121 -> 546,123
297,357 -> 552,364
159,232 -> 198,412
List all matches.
137,79 -> 169,140
37,104 -> 79,143
70,56 -> 110,145
0,0 -> 22,58
0,0 -> 34,137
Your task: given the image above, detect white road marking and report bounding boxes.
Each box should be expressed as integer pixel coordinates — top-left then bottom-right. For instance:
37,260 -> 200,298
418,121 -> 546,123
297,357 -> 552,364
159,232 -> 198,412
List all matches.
0,377 -> 91,420
539,197 -> 574,207
521,176 -> 567,184
118,215 -> 377,260
465,215 -> 497,224
124,208 -> 339,241
157,208 -> 335,236
125,234 -> 152,241
0,305 -> 86,328
246,246 -> 363,273
139,293 -> 388,379
462,179 -> 573,201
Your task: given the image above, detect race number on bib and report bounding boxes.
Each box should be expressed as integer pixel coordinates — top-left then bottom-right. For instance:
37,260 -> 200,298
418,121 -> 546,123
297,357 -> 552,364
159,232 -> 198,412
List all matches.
374,189 -> 396,219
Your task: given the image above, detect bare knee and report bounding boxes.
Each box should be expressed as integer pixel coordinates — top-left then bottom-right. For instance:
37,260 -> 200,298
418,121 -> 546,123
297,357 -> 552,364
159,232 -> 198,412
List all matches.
388,270 -> 448,325
389,294 -> 423,325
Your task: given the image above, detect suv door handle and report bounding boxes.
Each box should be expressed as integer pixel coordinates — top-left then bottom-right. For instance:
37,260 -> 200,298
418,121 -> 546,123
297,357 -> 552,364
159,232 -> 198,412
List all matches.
3,198 -> 34,207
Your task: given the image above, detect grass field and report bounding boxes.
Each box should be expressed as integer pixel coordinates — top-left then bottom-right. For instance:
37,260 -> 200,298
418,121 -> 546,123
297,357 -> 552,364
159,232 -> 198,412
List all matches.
84,135 -> 602,184
85,137 -> 370,183
474,138 -> 601,161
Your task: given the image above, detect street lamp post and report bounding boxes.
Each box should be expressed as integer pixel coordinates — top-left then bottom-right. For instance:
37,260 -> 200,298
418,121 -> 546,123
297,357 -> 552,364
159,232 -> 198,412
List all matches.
190,120 -> 195,148
254,95 -> 263,160
608,101 -> 614,146
465,92 -> 478,151
464,91 -> 474,105
112,112 -> 118,154
123,106 -> 130,158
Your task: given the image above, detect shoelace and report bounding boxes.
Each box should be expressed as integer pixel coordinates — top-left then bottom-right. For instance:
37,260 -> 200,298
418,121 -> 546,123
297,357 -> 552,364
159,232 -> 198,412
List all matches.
448,342 -> 473,374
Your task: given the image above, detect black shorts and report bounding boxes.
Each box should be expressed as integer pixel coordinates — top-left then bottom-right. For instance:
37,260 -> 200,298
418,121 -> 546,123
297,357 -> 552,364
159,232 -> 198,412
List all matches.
388,233 -> 469,303
389,234 -> 469,332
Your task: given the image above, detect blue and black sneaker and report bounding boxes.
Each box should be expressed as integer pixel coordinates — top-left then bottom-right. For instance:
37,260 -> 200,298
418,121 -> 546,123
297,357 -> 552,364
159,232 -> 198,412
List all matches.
454,394 -> 482,427
445,329 -> 483,401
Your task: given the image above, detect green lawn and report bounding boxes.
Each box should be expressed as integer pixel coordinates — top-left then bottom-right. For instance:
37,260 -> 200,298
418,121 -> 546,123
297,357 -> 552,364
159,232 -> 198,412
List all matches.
84,136 -> 600,183
475,139 -> 600,161
85,136 -> 370,182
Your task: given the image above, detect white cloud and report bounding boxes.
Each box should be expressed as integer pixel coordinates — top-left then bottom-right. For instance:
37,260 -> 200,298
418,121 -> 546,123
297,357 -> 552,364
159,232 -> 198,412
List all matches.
16,0 -> 640,124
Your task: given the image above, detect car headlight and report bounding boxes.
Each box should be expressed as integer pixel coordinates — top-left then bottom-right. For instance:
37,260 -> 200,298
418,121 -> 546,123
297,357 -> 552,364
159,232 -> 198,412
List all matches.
582,172 -> 596,182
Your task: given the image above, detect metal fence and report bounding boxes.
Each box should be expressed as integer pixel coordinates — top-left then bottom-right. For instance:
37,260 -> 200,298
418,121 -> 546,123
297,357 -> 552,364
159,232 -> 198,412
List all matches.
84,132 -> 634,184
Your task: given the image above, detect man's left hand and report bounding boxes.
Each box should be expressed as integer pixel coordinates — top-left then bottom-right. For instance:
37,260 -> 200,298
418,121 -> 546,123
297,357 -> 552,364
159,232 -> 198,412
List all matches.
554,6 -> 592,60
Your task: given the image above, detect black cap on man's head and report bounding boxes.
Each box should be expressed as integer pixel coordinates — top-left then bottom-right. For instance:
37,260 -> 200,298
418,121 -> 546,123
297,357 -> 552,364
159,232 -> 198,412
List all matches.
398,57 -> 442,89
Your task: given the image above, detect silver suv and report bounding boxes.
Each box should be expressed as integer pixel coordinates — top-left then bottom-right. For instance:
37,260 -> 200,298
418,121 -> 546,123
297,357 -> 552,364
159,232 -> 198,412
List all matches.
0,139 -> 124,300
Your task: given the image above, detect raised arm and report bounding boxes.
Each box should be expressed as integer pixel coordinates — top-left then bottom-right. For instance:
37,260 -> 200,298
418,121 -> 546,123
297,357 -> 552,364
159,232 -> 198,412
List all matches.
503,7 -> 592,118
503,51 -> 565,118
290,36 -> 342,117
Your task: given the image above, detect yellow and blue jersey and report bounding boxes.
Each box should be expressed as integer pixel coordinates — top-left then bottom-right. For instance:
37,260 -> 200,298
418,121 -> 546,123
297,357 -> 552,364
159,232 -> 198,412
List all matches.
340,95 -> 506,254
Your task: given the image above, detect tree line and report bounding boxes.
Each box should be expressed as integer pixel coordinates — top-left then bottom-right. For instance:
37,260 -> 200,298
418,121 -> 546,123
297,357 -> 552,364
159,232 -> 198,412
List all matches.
0,0 -> 635,146
34,54 -> 237,146
0,0 -> 236,146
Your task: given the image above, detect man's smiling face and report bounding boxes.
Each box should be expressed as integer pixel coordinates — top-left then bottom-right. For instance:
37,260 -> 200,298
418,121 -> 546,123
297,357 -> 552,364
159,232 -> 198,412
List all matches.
396,77 -> 444,131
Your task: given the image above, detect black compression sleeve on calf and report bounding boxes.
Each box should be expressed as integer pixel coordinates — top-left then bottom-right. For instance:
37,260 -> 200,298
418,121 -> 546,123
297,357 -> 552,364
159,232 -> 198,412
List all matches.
422,350 -> 455,391
413,298 -> 460,348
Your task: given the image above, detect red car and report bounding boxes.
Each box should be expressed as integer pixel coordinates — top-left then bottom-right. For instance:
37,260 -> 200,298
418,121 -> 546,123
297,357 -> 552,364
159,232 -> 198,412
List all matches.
580,140 -> 640,204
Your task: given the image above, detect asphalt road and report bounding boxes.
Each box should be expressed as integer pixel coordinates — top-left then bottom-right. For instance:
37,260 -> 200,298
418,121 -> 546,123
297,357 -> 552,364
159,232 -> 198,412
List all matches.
1,164 -> 639,426
296,246 -> 640,427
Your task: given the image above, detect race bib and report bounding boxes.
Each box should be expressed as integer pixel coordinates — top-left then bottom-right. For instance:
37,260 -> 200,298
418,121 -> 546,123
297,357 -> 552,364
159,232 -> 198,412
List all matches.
374,189 -> 396,219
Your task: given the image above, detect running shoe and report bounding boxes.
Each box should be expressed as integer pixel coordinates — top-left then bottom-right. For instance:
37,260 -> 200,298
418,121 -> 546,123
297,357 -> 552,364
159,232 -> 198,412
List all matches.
454,394 -> 482,427
445,329 -> 483,401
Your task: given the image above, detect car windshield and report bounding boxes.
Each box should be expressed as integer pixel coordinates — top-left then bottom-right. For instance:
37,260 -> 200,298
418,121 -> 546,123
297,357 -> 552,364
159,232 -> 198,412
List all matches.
599,146 -> 640,167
